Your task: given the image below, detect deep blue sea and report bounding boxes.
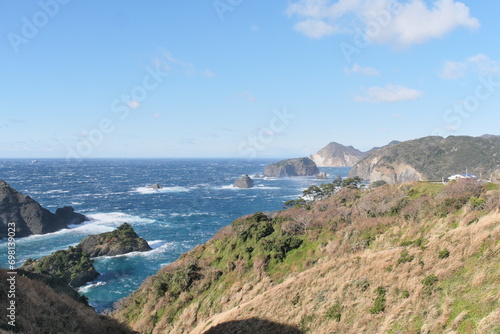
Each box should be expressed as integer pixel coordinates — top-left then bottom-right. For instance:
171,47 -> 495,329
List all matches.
0,159 -> 350,313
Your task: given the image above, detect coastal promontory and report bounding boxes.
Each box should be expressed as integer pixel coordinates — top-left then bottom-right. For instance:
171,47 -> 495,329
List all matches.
264,157 -> 320,177
348,135 -> 500,183
0,180 -> 88,238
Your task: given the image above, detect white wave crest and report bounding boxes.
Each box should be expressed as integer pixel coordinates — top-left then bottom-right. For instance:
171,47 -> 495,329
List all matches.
132,186 -> 190,194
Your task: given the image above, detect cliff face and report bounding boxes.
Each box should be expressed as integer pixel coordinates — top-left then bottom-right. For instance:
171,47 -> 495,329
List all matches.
0,268 -> 133,334
311,142 -> 365,167
77,223 -> 152,257
264,158 -> 319,177
0,180 -> 88,238
113,182 -> 500,334
349,136 -> 500,183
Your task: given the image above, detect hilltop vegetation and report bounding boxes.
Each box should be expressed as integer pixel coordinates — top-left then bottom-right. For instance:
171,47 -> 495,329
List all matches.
349,135 -> 500,183
113,180 -> 500,334
21,246 -> 99,287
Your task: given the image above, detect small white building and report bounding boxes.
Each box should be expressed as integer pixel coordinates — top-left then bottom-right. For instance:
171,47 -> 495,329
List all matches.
448,173 -> 479,181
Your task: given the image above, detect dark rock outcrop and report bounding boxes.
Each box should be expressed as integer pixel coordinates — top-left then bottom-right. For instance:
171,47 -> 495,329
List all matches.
149,183 -> 163,189
264,158 -> 319,177
77,223 -> 152,257
234,175 -> 254,188
316,172 -> 328,180
0,180 -> 88,238
21,246 -> 99,287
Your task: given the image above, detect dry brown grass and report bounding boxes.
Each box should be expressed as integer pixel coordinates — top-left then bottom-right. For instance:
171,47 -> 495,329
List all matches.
113,182 -> 499,334
0,269 -> 133,334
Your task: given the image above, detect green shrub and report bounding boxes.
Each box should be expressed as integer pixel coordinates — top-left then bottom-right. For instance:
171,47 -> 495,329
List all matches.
371,180 -> 387,189
369,287 -> 386,314
326,302 -> 342,322
438,249 -> 450,259
469,197 -> 486,210
422,274 -> 439,295
397,249 -> 414,264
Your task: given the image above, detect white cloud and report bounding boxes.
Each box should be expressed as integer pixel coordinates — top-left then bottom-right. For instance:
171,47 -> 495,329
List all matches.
293,18 -> 336,39
345,63 -> 380,76
440,53 -> 500,79
202,69 -> 216,78
287,0 -> 479,47
355,84 -> 422,102
440,60 -> 468,79
238,92 -> 257,103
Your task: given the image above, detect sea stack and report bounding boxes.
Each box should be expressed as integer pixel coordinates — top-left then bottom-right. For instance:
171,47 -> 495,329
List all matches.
77,223 -> 152,257
234,174 -> 254,189
264,158 -> 320,177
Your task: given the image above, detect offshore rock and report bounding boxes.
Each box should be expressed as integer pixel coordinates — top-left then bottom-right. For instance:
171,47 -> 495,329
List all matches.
234,175 -> 254,189
77,223 -> 152,257
264,158 -> 319,177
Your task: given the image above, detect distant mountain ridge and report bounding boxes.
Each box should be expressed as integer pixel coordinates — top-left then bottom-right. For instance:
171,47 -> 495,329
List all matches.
310,142 -> 365,167
348,135 -> 500,183
310,140 -> 400,167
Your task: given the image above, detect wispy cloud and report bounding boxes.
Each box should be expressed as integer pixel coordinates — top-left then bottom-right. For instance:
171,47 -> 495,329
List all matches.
238,91 -> 257,103
251,24 -> 261,31
202,69 -> 216,78
355,84 -> 422,103
440,53 -> 500,79
286,0 -> 479,47
152,49 -> 213,77
345,63 -> 380,76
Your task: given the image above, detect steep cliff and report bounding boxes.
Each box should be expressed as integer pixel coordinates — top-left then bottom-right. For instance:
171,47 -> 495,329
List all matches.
310,142 -> 365,167
0,180 -> 88,238
349,135 -> 500,183
264,158 -> 319,177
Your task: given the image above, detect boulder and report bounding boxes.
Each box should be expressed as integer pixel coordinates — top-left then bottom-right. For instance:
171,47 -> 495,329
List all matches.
234,175 -> 254,189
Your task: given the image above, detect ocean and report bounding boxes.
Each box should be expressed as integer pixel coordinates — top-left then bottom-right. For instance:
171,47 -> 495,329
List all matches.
0,158 -> 350,313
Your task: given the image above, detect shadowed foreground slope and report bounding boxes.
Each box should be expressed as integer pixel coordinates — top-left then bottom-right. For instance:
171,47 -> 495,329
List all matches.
0,269 -> 134,334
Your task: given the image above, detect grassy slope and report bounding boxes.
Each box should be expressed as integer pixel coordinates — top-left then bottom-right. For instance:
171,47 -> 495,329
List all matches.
113,181 -> 500,334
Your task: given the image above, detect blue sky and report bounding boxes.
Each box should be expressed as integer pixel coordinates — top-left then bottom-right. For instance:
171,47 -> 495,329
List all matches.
1,0 -> 499,158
